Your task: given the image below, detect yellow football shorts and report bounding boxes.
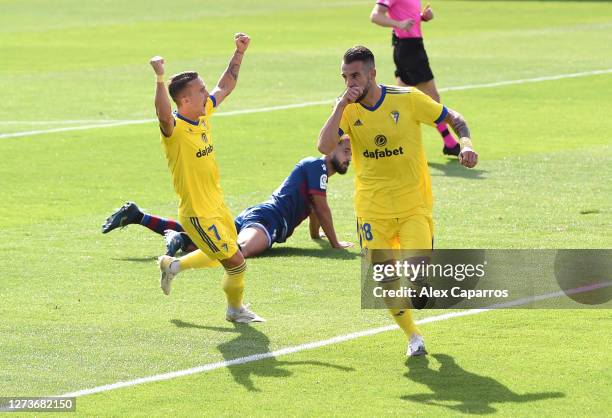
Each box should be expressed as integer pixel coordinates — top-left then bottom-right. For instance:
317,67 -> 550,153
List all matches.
179,204 -> 239,261
357,214 -> 433,263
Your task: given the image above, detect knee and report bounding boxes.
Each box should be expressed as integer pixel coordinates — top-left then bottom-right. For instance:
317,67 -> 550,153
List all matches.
426,88 -> 440,102
237,239 -> 248,257
222,250 -> 246,270
239,246 -> 250,258
418,82 -> 440,102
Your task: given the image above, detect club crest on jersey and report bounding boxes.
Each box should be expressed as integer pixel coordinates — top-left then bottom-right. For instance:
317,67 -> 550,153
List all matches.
390,111 -> 400,124
374,135 -> 387,147
354,119 -> 363,127
201,132 -> 208,143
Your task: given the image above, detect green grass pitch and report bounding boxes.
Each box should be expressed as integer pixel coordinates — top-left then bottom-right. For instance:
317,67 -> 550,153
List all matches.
1,0 -> 611,416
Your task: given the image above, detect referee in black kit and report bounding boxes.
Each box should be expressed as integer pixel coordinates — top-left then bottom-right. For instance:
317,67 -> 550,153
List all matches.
370,0 -> 460,156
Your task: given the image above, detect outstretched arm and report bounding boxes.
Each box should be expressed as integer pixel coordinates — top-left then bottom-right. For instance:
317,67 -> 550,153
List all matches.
444,108 -> 478,168
150,56 -> 174,137
311,195 -> 353,249
210,33 -> 250,108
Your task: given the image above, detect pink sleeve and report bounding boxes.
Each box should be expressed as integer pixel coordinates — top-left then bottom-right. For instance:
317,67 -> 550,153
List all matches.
376,0 -> 393,7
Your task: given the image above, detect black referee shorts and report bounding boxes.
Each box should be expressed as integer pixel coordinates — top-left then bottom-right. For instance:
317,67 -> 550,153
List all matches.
392,34 -> 434,86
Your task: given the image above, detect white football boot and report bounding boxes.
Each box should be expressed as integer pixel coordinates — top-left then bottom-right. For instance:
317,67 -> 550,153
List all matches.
407,333 -> 428,357
158,255 -> 178,295
226,305 -> 266,323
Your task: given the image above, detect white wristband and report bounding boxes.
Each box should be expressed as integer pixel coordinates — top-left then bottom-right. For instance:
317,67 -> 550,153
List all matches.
460,137 -> 473,150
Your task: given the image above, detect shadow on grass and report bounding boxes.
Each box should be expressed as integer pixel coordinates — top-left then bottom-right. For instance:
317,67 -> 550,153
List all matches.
171,319 -> 354,392
428,160 -> 487,179
262,245 -> 359,260
402,354 -> 564,414
112,256 -> 158,262
112,242 -> 358,262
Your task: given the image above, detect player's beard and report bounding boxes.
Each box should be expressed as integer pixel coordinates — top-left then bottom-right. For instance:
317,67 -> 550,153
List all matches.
356,79 -> 371,103
331,156 -> 349,175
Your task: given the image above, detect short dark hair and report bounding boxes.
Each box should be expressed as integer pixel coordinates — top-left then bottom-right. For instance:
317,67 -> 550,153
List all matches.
168,71 -> 199,103
343,46 -> 375,68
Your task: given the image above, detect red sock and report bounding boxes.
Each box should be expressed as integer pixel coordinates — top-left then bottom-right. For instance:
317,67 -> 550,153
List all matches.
140,214 -> 185,236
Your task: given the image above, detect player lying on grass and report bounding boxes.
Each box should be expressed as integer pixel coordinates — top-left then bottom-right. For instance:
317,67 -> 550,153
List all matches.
102,137 -> 353,261
318,45 -> 477,356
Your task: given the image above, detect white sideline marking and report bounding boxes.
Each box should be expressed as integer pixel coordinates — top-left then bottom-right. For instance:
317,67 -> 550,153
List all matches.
440,69 -> 612,92
1,68 -> 611,140
0,102 -> 331,140
0,120 -> 121,125
52,282 -> 611,399
0,119 -> 154,139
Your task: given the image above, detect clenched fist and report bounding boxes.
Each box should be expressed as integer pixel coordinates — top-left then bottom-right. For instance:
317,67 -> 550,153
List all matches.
339,86 -> 363,106
234,33 -> 250,53
459,147 -> 478,168
149,56 -> 165,75
421,4 -> 434,22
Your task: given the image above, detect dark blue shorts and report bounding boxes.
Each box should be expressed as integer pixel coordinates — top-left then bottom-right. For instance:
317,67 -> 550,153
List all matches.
234,203 -> 288,248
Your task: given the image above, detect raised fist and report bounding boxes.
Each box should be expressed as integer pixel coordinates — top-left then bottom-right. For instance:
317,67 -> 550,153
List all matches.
149,56 -> 165,75
234,33 -> 250,53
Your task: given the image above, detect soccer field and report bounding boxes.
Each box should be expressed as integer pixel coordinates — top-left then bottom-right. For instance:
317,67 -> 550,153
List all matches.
1,0 -> 611,416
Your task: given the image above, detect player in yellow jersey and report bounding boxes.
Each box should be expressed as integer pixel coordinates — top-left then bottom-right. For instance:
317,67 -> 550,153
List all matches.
149,33 -> 264,323
318,46 -> 478,356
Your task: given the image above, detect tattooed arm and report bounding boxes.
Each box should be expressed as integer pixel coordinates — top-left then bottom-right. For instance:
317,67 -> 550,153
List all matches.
210,33 -> 250,107
445,108 -> 470,139
444,108 -> 478,168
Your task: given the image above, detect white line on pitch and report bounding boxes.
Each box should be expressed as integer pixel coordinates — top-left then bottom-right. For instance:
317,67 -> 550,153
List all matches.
0,119 -> 155,139
51,281 -> 611,399
439,69 -> 612,92
0,101 -> 330,140
0,120 -> 122,125
1,68 -> 611,140
0,101 -> 331,129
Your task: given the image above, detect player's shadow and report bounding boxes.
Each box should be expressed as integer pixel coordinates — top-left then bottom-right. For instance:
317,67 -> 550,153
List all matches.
428,160 -> 487,179
171,319 -> 354,392
402,354 -> 564,414
112,256 -> 158,263
263,245 -> 359,260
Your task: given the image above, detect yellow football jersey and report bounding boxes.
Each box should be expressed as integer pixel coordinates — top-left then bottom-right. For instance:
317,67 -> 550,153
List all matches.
339,85 -> 446,219
161,96 -> 223,217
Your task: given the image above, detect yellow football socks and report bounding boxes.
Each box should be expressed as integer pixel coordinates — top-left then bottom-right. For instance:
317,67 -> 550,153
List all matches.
389,308 -> 420,337
178,250 -> 221,270
223,261 -> 247,310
